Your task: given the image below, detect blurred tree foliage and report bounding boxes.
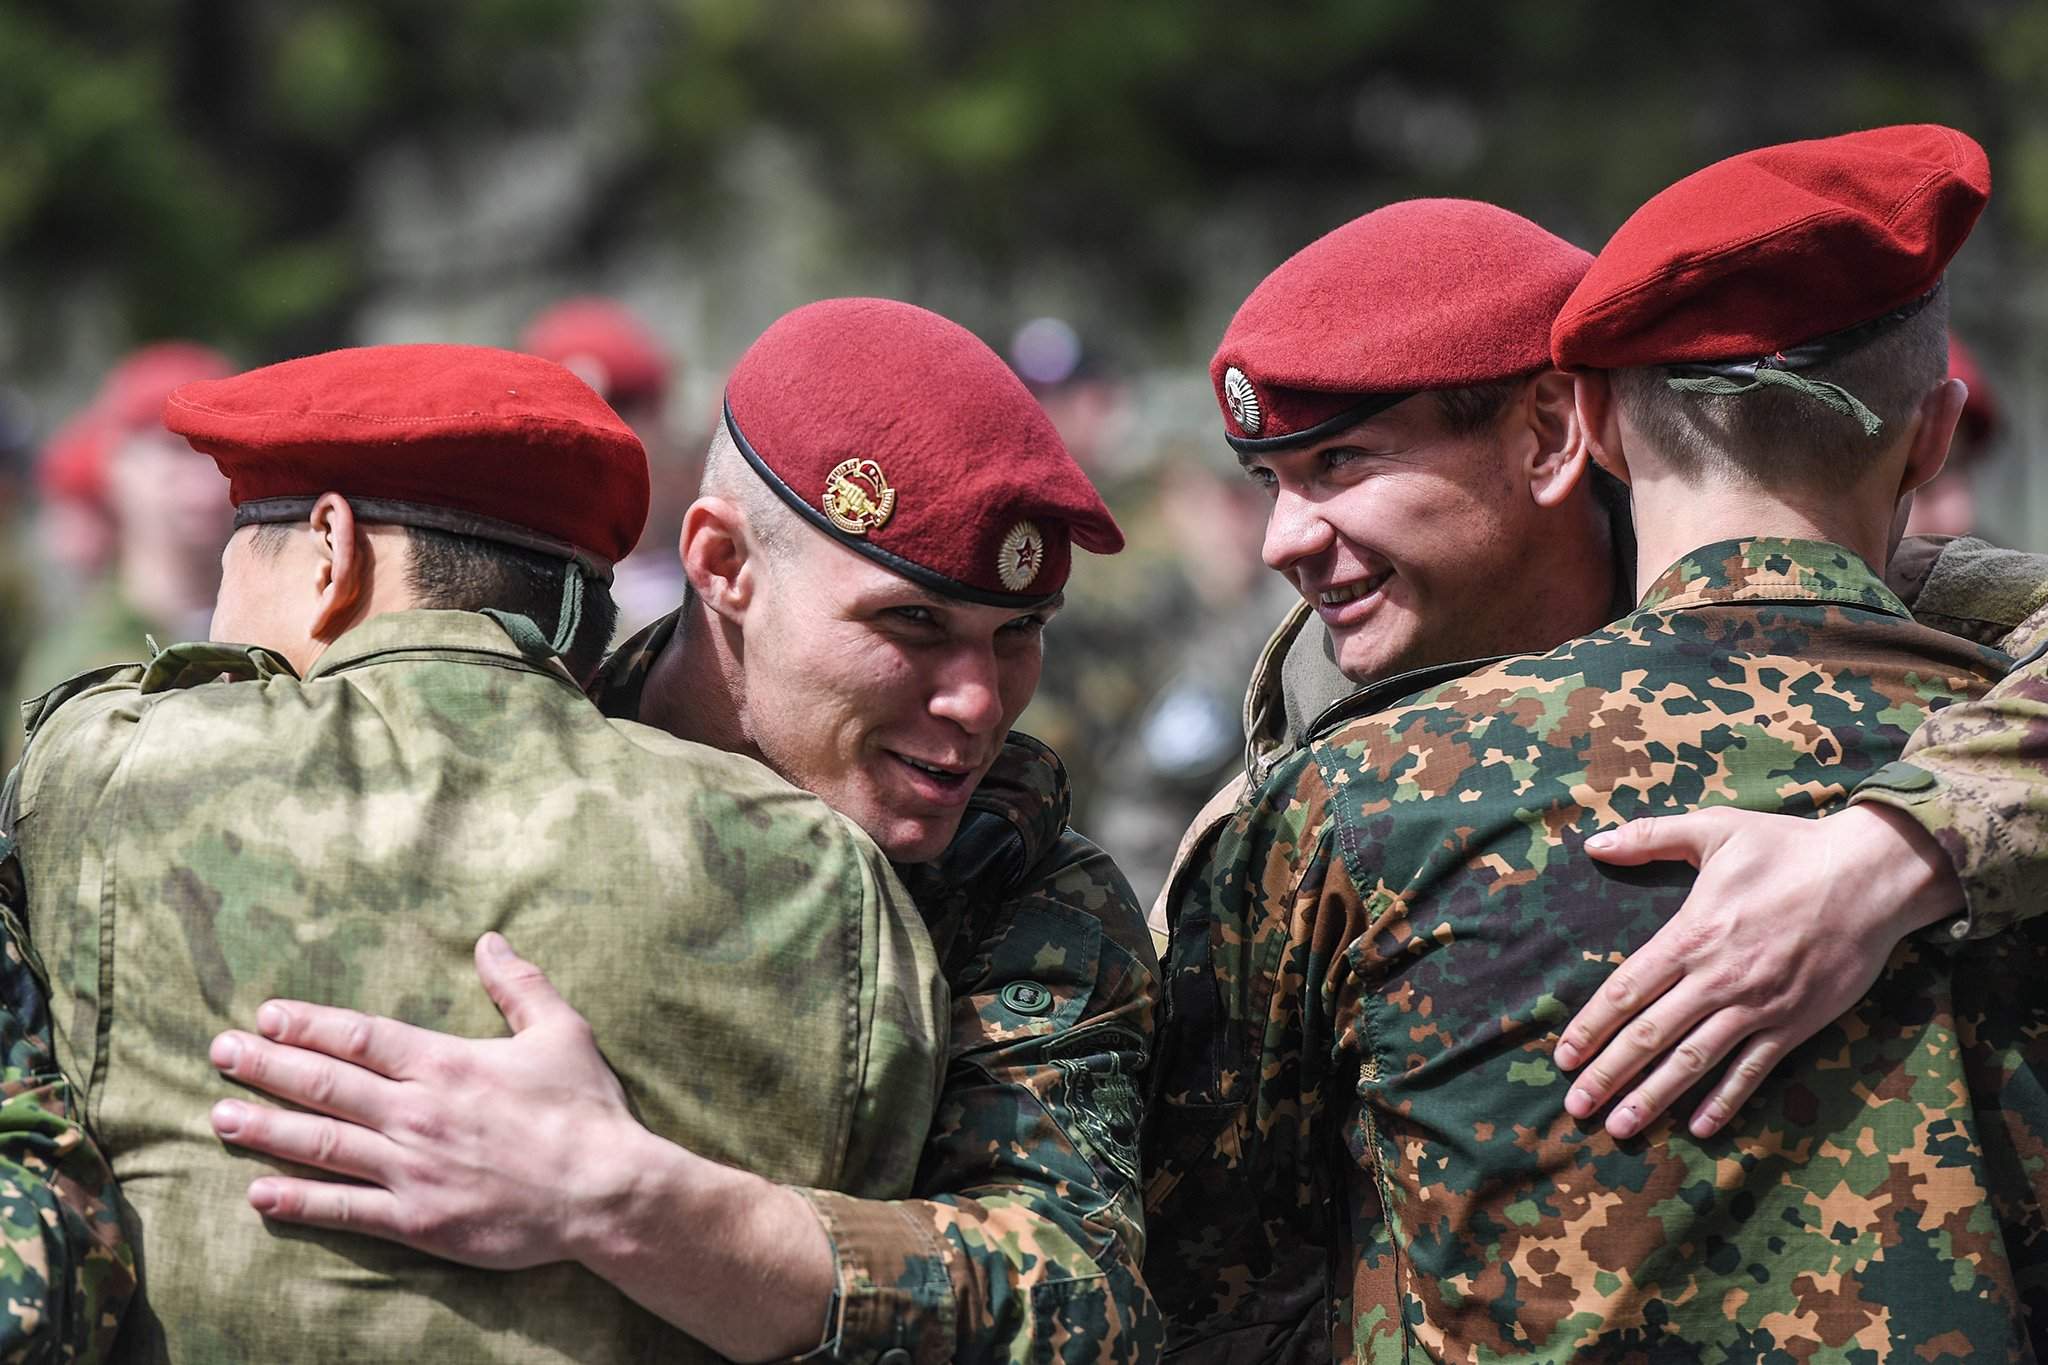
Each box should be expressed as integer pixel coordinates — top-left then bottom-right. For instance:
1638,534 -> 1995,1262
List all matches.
1,0 -> 2040,362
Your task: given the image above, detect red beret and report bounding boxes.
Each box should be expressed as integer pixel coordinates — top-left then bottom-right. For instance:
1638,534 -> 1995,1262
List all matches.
1212,199 -> 1592,451
521,298 -> 672,409
36,410 -> 114,506
1949,332 -> 2001,449
99,341 -> 234,434
723,298 -> 1122,606
164,344 -> 649,572
1553,125 -> 1990,370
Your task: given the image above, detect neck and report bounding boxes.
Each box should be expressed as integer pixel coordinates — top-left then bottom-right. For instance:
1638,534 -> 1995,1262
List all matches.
1625,466 -> 1892,601
638,594 -> 754,758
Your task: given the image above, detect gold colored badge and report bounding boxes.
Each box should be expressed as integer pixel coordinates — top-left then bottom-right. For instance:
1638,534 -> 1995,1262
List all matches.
996,520 -> 1045,591
821,458 -> 897,536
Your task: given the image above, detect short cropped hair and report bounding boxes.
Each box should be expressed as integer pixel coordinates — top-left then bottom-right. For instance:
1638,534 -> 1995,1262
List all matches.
1611,288 -> 1950,492
1432,376 -> 1532,436
697,420 -> 800,563
403,525 -> 618,682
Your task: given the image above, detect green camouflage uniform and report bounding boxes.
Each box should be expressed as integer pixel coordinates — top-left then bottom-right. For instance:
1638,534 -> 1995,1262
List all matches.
13,609 -> 947,1365
6,580 -> 158,774
596,609 -> 1165,1365
1147,538 -> 2046,1361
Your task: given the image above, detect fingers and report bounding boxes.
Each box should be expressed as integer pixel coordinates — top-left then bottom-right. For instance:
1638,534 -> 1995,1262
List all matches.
474,933 -> 581,1035
211,1029 -> 401,1125
245,1174 -> 409,1242
1554,926 -> 1689,1072
1561,976 -> 1712,1122
1688,1030 -> 1793,1139
212,1098 -> 402,1184
1582,811 -> 1726,868
1599,1007 -> 1754,1139
244,999 -> 435,1080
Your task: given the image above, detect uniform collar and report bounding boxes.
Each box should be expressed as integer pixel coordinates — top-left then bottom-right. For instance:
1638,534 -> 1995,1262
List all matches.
586,605 -> 682,721
303,609 -> 579,684
1636,537 -> 1907,617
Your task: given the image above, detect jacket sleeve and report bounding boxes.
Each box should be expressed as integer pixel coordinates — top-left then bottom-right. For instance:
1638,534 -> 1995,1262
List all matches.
0,849 -> 135,1362
1855,535 -> 2048,939
789,737 -> 1162,1365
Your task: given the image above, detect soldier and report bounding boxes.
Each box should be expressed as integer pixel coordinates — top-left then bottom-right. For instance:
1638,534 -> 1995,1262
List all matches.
1160,124 -> 2044,1359
521,297 -> 692,635
1145,153 -> 2048,1351
9,342 -> 953,1363
200,301 -> 1166,1363
11,342 -> 234,709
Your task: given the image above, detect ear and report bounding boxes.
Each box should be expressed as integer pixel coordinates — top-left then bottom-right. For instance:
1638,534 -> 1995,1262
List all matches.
307,492 -> 365,643
1572,371 -> 1630,487
680,496 -> 757,625
1898,376 -> 1966,497
1521,370 -> 1592,510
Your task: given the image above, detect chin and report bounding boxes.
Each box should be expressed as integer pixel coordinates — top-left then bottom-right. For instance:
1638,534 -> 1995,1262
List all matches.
874,814 -> 967,866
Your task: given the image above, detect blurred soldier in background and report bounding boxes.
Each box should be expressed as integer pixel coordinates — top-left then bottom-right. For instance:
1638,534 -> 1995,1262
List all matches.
1904,331 -> 2002,537
10,342 -> 233,712
522,297 -> 693,635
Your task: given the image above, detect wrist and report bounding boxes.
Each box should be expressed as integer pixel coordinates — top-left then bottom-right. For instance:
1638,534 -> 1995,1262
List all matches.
1843,802 -> 1963,938
565,1121 -> 710,1275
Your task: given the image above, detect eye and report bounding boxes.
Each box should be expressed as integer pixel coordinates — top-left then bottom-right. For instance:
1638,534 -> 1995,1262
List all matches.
1322,447 -> 1366,472
1243,463 -> 1277,491
885,605 -> 938,626
1000,612 -> 1050,635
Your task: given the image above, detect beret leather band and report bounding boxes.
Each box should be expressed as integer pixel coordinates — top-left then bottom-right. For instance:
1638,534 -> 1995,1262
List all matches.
722,400 -> 1061,610
1222,390 -> 1416,455
233,495 -> 618,584
1662,283 -> 1942,384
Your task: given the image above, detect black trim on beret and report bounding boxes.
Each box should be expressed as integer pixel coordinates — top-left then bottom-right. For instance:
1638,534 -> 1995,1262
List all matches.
1662,283 -> 1944,383
720,398 -> 1061,611
234,495 -> 616,583
1223,390 -> 1416,455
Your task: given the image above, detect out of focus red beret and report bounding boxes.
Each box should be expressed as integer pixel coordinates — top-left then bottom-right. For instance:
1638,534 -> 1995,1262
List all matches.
1948,332 -> 2001,450
100,342 -> 233,434
1553,125 -> 1989,370
521,298 -> 672,410
164,344 -> 649,572
723,298 -> 1122,605
1212,199 -> 1592,451
36,410 -> 114,506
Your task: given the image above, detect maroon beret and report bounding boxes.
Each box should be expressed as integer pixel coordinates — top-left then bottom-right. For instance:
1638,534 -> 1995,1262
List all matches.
1553,125 -> 1990,370
164,344 -> 649,573
723,298 -> 1123,606
1212,199 -> 1592,451
100,341 -> 233,434
521,298 -> 672,409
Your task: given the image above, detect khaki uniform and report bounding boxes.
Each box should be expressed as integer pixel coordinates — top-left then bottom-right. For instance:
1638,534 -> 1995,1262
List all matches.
15,610 -> 946,1364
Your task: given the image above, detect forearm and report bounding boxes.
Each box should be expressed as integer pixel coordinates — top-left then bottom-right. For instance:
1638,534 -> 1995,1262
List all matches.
571,1127 -> 835,1363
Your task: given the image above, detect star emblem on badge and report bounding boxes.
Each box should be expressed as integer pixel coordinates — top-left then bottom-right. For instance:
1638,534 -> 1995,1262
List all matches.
996,520 -> 1045,591
1223,366 -> 1262,435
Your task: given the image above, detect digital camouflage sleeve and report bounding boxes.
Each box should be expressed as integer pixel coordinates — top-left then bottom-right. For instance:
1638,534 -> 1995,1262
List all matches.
0,820 -> 135,1360
598,617 -> 1165,1365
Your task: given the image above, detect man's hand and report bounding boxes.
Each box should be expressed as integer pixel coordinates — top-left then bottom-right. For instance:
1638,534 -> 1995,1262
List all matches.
209,934 -> 836,1361
208,932 -> 654,1269
1554,805 -> 1962,1140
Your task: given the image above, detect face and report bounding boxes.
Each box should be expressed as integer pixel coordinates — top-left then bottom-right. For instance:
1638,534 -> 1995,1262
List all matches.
1244,392 -> 1553,683
738,536 -> 1055,863
211,525 -> 322,671
108,427 -> 234,558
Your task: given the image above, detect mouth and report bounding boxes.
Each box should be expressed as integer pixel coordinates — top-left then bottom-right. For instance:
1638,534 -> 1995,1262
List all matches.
1309,567 -> 1394,626
885,751 -> 981,806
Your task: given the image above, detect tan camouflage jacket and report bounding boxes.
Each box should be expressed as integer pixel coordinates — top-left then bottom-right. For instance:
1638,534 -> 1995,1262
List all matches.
14,610 -> 947,1365
1150,538 -> 2044,1360
596,609 -> 1164,1365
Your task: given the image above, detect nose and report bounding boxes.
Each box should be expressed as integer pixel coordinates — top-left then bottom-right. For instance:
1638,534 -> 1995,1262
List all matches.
929,642 -> 1006,736
1261,485 -> 1334,575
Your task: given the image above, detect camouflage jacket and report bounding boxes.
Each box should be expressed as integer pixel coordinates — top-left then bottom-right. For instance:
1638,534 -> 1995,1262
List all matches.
14,610 -> 946,1364
1146,538 -> 2045,1362
596,609 -> 1165,1365
0,832 -> 133,1362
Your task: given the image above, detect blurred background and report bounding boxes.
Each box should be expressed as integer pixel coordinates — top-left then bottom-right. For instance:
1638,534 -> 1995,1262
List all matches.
3,0 -> 2042,902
